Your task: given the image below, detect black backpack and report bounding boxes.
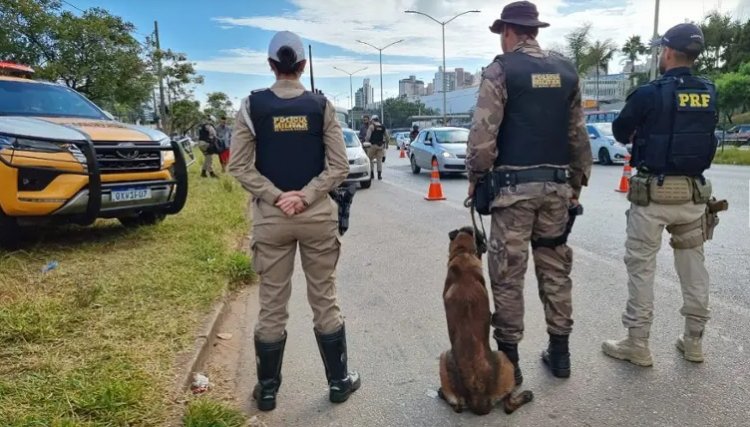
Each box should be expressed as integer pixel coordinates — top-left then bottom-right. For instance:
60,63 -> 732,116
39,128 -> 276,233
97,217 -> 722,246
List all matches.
198,124 -> 211,141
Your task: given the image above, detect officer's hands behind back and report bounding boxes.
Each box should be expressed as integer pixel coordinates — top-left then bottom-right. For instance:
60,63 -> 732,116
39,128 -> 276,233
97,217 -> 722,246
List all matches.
276,191 -> 307,216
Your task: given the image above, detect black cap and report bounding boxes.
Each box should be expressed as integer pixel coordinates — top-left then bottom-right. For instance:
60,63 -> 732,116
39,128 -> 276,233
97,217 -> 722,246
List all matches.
652,23 -> 705,55
490,1 -> 549,34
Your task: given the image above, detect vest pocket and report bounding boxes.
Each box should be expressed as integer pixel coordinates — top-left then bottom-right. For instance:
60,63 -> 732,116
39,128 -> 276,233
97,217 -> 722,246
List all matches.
669,133 -> 713,174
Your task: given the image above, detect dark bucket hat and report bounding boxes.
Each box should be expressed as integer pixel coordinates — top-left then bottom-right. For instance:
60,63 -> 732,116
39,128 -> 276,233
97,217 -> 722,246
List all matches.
490,1 -> 549,33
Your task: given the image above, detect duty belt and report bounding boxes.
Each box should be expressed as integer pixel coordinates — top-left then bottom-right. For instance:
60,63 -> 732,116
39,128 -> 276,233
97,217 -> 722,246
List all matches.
495,167 -> 568,188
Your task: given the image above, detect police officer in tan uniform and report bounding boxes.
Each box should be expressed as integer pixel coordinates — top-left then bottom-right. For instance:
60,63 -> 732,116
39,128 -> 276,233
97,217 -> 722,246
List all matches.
365,115 -> 388,180
602,23 -> 725,366
228,31 -> 360,411
466,1 -> 592,384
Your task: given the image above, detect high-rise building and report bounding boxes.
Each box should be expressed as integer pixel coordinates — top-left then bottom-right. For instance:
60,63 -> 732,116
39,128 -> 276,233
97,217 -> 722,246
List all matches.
455,68 -> 465,89
426,82 -> 435,96
434,66 -> 456,93
399,75 -> 426,98
355,79 -> 375,109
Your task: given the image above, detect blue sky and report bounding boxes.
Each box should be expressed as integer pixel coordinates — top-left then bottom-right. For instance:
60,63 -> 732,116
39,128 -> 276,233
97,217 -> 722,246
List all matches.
67,0 -> 745,110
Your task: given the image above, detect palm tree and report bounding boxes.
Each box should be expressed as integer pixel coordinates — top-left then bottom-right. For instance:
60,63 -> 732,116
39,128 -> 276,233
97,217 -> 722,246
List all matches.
565,23 -> 593,75
586,40 -> 618,101
621,35 -> 648,74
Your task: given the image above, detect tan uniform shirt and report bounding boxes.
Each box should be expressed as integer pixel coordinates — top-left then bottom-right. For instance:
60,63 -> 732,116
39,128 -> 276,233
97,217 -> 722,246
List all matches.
228,79 -> 350,225
466,39 -> 592,200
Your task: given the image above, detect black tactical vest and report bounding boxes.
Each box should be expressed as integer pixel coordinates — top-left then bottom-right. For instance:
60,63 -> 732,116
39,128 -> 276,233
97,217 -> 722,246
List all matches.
249,89 -> 327,192
370,124 -> 386,145
494,52 -> 579,167
633,75 -> 718,176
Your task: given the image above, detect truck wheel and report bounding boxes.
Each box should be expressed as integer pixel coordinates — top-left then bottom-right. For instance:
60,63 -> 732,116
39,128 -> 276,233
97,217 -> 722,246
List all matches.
118,212 -> 166,228
0,209 -> 21,249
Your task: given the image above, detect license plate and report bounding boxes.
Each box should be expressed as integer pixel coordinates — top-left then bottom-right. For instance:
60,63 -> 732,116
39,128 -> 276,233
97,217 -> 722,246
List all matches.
111,187 -> 151,203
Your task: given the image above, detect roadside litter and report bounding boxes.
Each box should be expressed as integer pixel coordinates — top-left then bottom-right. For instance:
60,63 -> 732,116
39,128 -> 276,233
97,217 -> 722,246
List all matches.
191,373 -> 210,394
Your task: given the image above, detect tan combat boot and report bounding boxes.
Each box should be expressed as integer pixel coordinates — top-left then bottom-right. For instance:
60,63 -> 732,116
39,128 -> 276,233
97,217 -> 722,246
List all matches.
676,335 -> 704,363
601,334 -> 654,367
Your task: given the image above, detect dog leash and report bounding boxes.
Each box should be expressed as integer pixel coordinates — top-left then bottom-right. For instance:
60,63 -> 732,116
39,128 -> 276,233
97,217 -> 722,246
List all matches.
464,196 -> 488,255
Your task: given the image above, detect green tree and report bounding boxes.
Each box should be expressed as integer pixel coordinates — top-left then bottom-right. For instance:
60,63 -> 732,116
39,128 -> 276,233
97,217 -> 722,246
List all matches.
621,35 -> 648,74
169,99 -> 203,135
382,97 -> 437,128
715,64 -> 750,124
565,23 -> 593,75
203,91 -> 234,119
724,20 -> 750,72
585,39 -> 618,100
0,0 -> 60,65
698,12 -> 738,73
152,48 -> 204,103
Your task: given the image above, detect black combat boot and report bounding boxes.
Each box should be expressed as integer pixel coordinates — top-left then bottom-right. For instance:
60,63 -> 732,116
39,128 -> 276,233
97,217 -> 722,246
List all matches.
495,337 -> 523,386
377,171 -> 382,180
253,333 -> 287,411
315,324 -> 361,403
210,172 -> 219,178
541,334 -> 571,378
200,170 -> 207,178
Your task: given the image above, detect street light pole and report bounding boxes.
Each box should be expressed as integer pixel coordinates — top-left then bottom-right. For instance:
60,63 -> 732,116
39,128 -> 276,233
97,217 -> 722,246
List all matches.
333,66 -> 367,128
650,0 -> 661,81
356,39 -> 404,124
405,9 -> 480,125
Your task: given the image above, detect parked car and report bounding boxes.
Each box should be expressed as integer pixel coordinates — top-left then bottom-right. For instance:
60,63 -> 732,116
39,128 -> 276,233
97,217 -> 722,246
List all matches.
409,127 -> 468,175
343,128 -> 372,189
394,132 -> 410,150
585,110 -> 620,123
722,124 -> 750,146
587,123 -> 630,165
0,63 -> 190,247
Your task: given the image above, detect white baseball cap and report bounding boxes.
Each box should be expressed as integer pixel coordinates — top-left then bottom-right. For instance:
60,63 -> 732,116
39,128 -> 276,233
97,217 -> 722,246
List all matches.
268,31 -> 306,64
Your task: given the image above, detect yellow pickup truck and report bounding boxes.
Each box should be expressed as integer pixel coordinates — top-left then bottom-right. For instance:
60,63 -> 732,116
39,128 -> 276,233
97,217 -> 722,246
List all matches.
0,63 -> 189,247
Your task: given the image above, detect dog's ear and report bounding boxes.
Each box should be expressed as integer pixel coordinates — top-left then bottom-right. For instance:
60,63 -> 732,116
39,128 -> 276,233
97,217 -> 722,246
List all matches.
461,226 -> 475,237
448,229 -> 460,241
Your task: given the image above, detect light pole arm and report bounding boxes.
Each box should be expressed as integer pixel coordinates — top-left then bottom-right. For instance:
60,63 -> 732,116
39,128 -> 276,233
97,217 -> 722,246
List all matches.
445,10 -> 480,25
404,10 -> 443,25
357,40 -> 381,52
382,39 -> 404,51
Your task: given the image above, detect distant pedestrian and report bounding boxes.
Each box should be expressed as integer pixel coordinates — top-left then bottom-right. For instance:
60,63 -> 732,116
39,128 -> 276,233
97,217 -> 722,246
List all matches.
410,124 -> 420,142
365,115 -> 388,181
358,114 -> 370,142
216,116 -> 233,173
197,115 -> 219,178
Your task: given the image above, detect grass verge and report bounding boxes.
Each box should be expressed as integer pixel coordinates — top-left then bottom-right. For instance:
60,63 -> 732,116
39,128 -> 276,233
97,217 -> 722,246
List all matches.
713,146 -> 750,165
0,154 -> 251,426
183,399 -> 247,427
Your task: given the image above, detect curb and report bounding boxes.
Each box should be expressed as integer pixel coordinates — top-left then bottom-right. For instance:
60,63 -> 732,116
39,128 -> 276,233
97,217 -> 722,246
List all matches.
176,290 -> 231,392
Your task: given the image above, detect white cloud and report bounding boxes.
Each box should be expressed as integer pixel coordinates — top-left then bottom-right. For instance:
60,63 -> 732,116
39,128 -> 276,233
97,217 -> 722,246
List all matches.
212,0 -> 746,70
194,48 -> 439,77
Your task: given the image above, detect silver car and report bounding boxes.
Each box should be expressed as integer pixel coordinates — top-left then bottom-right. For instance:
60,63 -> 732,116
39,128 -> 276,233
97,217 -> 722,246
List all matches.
409,127 -> 468,175
344,129 -> 372,189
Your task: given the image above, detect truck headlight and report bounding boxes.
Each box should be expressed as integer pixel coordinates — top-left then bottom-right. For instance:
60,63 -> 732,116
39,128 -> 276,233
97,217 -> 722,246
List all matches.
442,151 -> 454,158
160,137 -> 175,166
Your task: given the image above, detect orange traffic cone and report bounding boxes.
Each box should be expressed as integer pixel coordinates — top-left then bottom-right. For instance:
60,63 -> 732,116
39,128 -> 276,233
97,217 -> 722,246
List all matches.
399,146 -> 406,158
615,156 -> 632,193
425,159 -> 446,201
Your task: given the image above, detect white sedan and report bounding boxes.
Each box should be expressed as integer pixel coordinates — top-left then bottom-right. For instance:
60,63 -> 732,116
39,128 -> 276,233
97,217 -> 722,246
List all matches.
587,123 -> 630,165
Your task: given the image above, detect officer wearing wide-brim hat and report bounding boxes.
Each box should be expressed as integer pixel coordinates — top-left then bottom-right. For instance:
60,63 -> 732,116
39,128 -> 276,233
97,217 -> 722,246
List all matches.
465,0 -> 592,387
228,30 -> 361,411
602,23 -> 725,367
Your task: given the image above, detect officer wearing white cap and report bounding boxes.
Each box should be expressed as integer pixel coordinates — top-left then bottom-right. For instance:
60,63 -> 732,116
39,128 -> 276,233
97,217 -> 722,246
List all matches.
602,23 -> 727,367
228,30 -> 360,411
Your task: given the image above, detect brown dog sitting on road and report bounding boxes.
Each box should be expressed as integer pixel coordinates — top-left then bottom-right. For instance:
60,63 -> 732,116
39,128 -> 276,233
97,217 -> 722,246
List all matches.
439,226 -> 533,415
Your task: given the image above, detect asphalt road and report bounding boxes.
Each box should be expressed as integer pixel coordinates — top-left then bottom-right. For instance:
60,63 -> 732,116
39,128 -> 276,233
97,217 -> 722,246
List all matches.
212,148 -> 750,426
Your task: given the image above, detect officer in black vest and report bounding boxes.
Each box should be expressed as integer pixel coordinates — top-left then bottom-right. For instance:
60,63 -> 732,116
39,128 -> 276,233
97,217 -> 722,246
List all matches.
228,31 -> 360,411
466,1 -> 592,384
603,23 -> 724,367
365,115 -> 388,180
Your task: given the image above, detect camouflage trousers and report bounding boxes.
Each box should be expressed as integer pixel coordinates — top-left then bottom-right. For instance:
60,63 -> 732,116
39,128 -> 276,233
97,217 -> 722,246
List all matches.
489,188 -> 574,344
